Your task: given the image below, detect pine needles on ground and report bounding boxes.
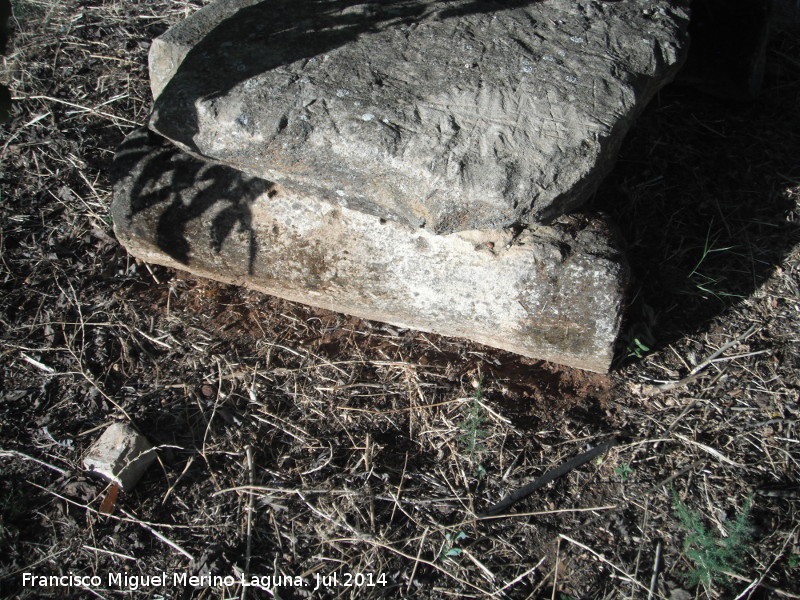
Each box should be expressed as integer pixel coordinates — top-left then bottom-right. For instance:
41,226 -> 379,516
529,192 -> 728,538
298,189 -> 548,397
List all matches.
673,491 -> 753,589
456,379 -> 489,478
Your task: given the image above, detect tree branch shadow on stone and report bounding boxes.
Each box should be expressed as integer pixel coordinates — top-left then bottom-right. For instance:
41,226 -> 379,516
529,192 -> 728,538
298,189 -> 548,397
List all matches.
150,0 -> 544,154
113,128 -> 272,275
118,0 -> 547,278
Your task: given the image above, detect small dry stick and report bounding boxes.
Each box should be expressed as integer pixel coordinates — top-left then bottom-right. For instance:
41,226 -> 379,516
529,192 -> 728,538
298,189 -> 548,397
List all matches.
83,545 -> 137,562
31,482 -> 171,528
20,352 -> 55,373
118,508 -> 194,561
0,449 -> 69,476
559,535 -> 658,598
463,548 -> 497,584
655,459 -> 706,491
65,346 -> 135,423
493,556 -> 546,597
77,584 -> 106,599
648,541 -> 662,600
468,504 -> 617,524
25,94 -> 141,125
336,536 -> 495,597
722,570 -> 800,600
655,325 -> 758,391
161,456 -> 195,506
527,566 -> 558,599
406,526 -> 429,593
479,438 -> 618,517
631,499 -> 651,591
3,548 -> 72,579
338,398 -> 464,415
201,361 -> 225,454
390,452 -> 409,524
729,524 -> 800,600
673,433 -> 744,468
551,537 -> 561,600
241,446 -> 255,600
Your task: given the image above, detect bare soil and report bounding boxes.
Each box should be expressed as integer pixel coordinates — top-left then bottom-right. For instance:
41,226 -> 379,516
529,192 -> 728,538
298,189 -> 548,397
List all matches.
1,2 -> 799,599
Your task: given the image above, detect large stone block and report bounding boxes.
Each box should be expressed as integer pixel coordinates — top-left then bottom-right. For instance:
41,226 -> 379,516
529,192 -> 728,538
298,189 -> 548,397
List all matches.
112,129 -> 628,372
148,0 -> 690,233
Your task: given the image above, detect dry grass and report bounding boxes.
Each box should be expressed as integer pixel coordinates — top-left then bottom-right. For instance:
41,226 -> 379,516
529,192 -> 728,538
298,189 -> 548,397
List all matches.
1,1 -> 799,599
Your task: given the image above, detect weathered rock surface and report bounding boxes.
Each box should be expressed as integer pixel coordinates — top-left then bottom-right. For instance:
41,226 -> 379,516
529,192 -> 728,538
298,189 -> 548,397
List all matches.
148,0 -> 262,99
149,0 -> 690,233
112,129 -> 628,372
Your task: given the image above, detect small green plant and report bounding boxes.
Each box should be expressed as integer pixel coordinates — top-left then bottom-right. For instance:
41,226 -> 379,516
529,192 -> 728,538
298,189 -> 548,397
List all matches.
672,491 -> 753,588
788,554 -> 800,569
627,337 -> 650,359
439,531 -> 466,561
614,463 -> 633,482
623,304 -> 656,360
457,379 -> 489,477
687,226 -> 744,302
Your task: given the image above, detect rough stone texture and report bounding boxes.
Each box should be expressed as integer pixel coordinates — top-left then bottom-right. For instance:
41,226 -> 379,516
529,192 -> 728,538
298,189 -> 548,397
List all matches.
83,422 -> 156,490
112,129 -> 628,372
148,0 -> 690,233
148,0 -> 262,99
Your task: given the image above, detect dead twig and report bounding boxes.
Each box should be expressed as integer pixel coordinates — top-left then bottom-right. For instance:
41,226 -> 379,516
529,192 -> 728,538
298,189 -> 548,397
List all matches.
478,438 -> 619,517
729,524 -> 800,600
673,433 -> 745,468
653,325 -> 759,391
0,449 -> 70,476
648,541 -> 662,600
493,556 -> 547,597
559,535 -> 664,599
29,482 -> 195,560
118,508 -> 195,561
241,446 -> 255,600
333,536 -> 496,597
23,94 -> 141,125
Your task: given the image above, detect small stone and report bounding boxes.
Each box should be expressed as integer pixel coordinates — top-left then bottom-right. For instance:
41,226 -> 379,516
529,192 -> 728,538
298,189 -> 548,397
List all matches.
669,589 -> 693,600
83,422 -> 156,491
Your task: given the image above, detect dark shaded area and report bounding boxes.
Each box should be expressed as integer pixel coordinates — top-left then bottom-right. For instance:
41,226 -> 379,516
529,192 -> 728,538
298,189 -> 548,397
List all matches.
0,0 -> 9,53
678,0 -> 772,101
112,128 -> 271,273
594,21 -> 800,364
